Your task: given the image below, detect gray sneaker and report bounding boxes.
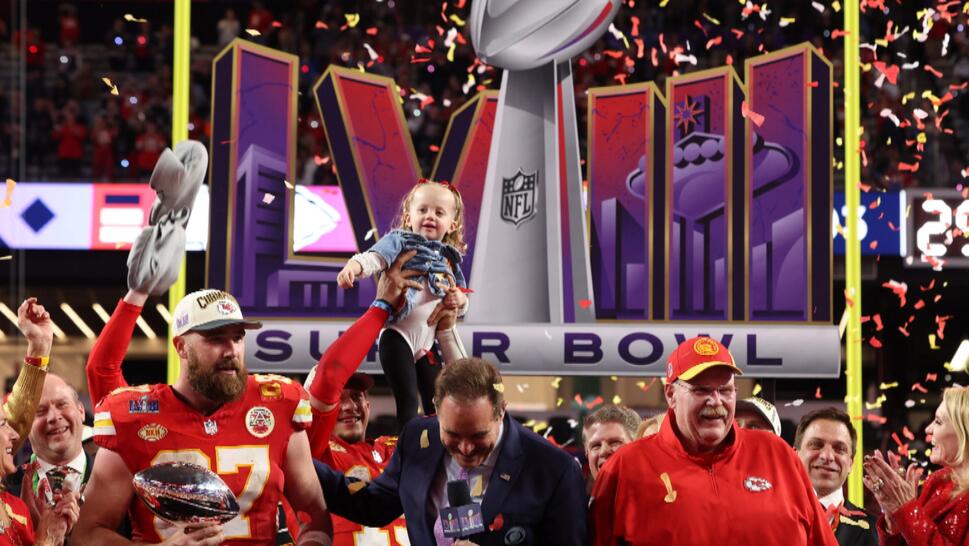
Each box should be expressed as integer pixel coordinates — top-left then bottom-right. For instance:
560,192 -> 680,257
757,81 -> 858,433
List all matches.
127,218 -> 188,296
148,140 -> 208,227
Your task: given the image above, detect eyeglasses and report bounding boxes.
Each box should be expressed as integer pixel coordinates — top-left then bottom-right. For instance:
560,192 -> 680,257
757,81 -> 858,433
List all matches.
674,380 -> 737,399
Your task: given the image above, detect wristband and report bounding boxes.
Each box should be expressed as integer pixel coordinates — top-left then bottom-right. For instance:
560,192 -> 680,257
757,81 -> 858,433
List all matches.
371,299 -> 394,314
24,355 -> 50,370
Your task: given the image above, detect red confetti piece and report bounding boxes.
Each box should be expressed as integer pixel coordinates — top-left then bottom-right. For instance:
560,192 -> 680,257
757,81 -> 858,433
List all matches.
926,373 -> 937,382
866,414 -> 888,424
741,101 -> 765,127
869,240 -> 879,250
831,30 -> 849,39
936,315 -> 952,339
429,144 -> 440,152
872,61 -> 900,85
578,299 -> 593,309
903,426 -> 915,441
890,432 -> 904,448
869,337 -> 883,348
914,299 -> 925,310
706,36 -> 722,49
315,21 -> 328,29
882,280 -> 907,307
808,81 -> 819,88
924,65 -> 943,78
815,387 -> 822,399
912,383 -> 928,393
873,314 -> 884,331
489,513 -> 504,532
898,161 -> 920,172
921,279 -> 936,291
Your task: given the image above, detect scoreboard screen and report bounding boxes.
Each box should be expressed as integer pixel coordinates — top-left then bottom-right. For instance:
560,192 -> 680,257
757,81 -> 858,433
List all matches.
907,189 -> 969,268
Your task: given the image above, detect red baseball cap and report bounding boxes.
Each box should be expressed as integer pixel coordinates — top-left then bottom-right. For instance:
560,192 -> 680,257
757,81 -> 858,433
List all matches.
665,336 -> 743,383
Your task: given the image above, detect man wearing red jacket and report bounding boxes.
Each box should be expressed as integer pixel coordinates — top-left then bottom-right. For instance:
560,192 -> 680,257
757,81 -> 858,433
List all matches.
590,336 -> 838,546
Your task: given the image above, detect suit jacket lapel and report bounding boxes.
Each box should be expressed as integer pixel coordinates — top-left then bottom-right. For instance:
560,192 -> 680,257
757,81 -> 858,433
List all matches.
482,414 -> 524,521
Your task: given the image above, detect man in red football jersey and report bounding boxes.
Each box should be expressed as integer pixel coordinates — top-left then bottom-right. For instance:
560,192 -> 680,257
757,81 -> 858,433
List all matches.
73,288 -> 333,546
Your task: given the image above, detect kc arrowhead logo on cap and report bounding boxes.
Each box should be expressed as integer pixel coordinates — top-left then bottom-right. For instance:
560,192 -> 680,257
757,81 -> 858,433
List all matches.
172,289 -> 262,336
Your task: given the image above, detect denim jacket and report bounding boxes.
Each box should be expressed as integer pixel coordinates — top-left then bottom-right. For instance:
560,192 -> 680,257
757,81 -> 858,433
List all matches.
367,229 -> 466,323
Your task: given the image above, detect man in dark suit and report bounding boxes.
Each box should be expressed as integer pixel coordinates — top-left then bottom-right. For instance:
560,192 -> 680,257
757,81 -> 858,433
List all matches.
315,357 -> 587,546
795,407 -> 879,546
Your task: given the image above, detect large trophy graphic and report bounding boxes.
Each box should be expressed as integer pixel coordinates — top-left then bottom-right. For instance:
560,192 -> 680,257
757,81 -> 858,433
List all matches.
466,0 -> 620,323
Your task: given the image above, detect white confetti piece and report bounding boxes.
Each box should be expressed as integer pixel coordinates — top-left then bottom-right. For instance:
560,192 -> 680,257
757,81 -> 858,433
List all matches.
262,193 -> 275,205
364,229 -> 376,241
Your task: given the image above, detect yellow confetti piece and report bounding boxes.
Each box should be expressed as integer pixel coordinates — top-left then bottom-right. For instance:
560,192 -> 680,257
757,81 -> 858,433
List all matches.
836,136 -> 844,146
610,375 -> 618,382
556,397 -> 564,407
123,13 -> 148,23
875,39 -> 889,47
902,92 -> 916,104
448,14 -> 466,26
929,334 -> 940,350
780,17 -> 797,26
1,178 -> 15,208
702,13 -> 721,25
283,180 -> 294,190
447,42 -> 456,62
101,77 -> 119,96
492,383 -> 505,393
419,429 -> 429,448
612,395 -> 622,405
865,394 -> 887,410
245,28 -> 261,36
551,377 -> 563,388
879,382 -> 899,390
752,383 -> 762,396
832,0 -> 842,12
659,0 -> 670,6
0,255 -> 11,261
345,14 -> 360,28
917,133 -> 927,144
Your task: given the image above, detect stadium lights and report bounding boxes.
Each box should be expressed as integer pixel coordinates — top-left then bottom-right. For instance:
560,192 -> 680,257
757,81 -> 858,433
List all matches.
91,303 -> 111,324
60,303 -> 96,340
136,316 -> 157,340
156,303 -> 172,324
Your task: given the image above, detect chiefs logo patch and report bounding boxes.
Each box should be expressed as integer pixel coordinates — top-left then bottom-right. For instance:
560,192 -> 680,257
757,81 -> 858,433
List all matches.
216,300 -> 236,315
138,423 -> 168,442
743,476 -> 773,492
693,337 -> 720,356
245,406 -> 275,438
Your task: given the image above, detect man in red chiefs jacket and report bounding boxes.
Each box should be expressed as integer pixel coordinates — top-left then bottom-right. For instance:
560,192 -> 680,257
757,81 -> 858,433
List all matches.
590,337 -> 838,546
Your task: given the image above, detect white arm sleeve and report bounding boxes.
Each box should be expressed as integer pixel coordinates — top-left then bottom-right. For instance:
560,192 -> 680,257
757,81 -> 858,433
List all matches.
351,252 -> 388,278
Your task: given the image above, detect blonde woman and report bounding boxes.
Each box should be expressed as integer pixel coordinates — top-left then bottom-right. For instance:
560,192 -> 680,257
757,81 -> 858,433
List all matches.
864,387 -> 969,545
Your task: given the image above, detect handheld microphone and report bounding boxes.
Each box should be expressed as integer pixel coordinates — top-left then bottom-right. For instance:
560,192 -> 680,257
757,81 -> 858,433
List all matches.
447,480 -> 472,507
440,479 -> 485,538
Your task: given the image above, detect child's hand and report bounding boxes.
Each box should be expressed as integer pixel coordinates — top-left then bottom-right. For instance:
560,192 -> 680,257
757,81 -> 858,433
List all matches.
337,260 -> 363,289
440,285 -> 468,310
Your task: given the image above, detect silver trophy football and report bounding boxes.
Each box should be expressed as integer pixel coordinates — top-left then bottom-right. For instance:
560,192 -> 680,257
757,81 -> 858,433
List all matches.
466,0 -> 620,324
132,462 -> 239,526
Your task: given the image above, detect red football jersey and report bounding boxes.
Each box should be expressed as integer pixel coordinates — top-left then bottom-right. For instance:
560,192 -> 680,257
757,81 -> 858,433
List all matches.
315,407 -> 409,546
93,374 -> 313,545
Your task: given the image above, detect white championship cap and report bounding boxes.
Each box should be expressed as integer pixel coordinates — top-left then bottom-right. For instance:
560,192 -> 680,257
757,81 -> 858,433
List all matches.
172,289 -> 262,336
736,396 -> 782,436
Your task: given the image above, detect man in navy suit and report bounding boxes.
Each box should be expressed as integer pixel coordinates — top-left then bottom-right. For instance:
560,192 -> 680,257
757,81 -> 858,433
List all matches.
315,357 -> 587,546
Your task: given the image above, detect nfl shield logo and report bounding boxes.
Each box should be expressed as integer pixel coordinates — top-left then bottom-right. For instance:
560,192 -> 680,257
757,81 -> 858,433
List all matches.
500,169 -> 537,227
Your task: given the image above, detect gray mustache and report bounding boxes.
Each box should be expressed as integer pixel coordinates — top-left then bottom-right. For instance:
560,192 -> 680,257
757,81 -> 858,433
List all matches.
700,407 -> 727,418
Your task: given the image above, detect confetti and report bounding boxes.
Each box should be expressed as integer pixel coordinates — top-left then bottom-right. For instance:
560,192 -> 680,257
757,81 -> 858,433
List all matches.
752,383 -> 762,396
815,387 -> 822,399
551,377 -> 563,388
0,255 -> 11,261
578,299 -> 593,309
283,180 -> 295,190
0,178 -> 15,208
492,383 -> 505,393
123,13 -> 148,23
262,193 -> 275,205
785,399 -> 805,407
101,77 -> 119,96
344,14 -> 361,28
364,229 -> 376,241
245,29 -> 261,37
948,340 -> 969,372
741,101 -> 765,127
879,382 -> 899,390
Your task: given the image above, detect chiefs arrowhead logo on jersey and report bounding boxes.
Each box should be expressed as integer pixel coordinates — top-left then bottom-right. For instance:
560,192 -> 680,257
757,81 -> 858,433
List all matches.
246,406 -> 275,438
137,423 -> 168,442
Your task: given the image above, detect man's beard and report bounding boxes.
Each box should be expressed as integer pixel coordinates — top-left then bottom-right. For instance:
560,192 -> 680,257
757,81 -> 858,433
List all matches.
187,351 -> 247,403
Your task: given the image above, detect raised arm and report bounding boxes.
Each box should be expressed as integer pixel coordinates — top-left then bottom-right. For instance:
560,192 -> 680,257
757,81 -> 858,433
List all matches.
5,297 -> 53,453
85,291 -> 146,404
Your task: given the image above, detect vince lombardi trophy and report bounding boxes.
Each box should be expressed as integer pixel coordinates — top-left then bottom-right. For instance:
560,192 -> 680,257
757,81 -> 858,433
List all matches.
466,0 -> 620,323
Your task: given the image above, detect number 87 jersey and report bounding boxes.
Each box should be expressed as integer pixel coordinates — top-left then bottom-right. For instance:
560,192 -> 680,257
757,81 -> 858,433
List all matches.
93,375 -> 313,544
